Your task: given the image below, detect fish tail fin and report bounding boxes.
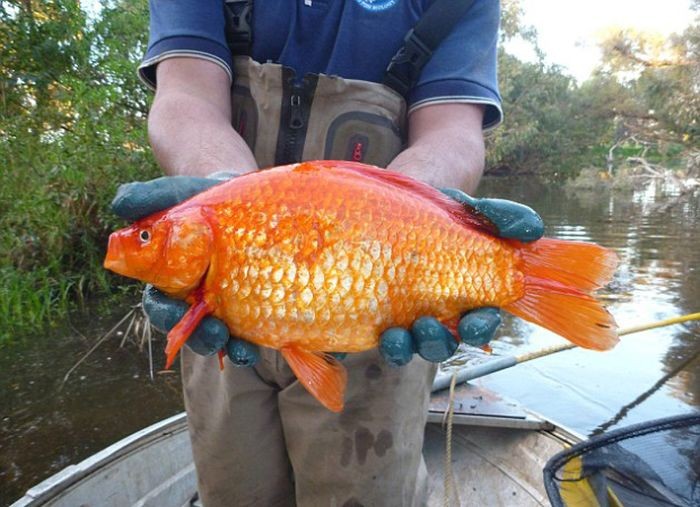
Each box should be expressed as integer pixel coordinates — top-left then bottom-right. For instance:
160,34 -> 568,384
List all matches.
164,299 -> 211,369
281,345 -> 347,412
503,238 -> 619,350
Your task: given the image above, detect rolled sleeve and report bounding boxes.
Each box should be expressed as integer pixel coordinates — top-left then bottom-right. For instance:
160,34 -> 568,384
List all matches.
138,0 -> 232,90
409,0 -> 503,130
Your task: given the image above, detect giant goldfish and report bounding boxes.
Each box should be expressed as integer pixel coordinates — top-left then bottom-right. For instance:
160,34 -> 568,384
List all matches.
104,161 -> 618,412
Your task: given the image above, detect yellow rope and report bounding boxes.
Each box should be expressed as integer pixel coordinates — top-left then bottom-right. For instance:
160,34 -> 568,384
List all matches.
617,312 -> 700,336
434,311 -> 700,504
515,312 -> 700,364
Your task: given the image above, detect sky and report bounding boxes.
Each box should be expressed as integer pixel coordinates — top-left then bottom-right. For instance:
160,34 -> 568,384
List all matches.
505,0 -> 695,82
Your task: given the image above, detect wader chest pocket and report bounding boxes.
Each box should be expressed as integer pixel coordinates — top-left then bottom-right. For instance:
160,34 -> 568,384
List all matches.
322,112 -> 402,167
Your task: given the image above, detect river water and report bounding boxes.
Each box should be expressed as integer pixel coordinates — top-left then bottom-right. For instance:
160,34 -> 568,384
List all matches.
1,176 -> 699,505
465,176 -> 700,438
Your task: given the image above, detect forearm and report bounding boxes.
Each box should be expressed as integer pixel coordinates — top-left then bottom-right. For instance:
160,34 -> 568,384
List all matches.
388,132 -> 484,193
148,58 -> 258,177
149,93 -> 257,177
387,104 -> 486,194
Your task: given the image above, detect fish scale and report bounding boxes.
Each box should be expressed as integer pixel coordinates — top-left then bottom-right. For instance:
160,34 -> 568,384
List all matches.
197,164 -> 523,352
105,160 -> 618,412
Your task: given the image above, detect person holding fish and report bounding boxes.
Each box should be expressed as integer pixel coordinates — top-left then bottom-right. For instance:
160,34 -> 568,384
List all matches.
106,1 -> 605,506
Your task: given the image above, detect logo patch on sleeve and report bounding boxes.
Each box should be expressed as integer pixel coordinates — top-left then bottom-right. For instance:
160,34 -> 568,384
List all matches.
353,0 -> 398,11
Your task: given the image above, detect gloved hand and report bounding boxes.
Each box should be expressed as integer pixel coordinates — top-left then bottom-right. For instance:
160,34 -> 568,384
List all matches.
111,172 -> 260,367
378,188 -> 544,366
111,176 -> 544,368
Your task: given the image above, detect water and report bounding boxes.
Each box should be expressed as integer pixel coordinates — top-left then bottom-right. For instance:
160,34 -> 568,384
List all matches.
0,312 -> 183,505
1,177 -> 699,505
444,177 -> 700,438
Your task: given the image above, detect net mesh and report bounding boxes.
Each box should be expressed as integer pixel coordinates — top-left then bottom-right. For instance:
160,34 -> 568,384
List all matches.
543,413 -> 700,507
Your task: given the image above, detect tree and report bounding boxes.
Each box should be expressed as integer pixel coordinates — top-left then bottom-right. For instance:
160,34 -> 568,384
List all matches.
487,0 -> 608,177
593,11 -> 700,173
0,0 -> 157,335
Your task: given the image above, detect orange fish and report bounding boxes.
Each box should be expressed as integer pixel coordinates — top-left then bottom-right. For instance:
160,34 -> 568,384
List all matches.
104,161 -> 618,412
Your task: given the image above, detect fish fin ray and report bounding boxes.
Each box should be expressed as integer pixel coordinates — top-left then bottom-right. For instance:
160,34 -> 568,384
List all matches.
439,316 -> 461,342
518,238 -> 618,291
504,239 -> 619,350
281,345 -> 347,412
164,298 -> 211,369
330,161 -> 498,235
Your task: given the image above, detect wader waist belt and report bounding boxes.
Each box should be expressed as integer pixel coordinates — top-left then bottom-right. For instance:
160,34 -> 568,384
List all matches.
231,56 -> 406,168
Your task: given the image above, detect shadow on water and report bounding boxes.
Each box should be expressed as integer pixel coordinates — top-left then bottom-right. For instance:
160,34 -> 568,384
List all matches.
1,176 -> 699,505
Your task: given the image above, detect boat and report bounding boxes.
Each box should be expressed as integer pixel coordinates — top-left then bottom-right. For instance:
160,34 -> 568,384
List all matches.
11,377 -> 581,507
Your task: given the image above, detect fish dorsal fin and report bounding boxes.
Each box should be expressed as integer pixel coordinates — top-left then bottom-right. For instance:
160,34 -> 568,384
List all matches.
330,161 -> 498,235
281,345 -> 347,412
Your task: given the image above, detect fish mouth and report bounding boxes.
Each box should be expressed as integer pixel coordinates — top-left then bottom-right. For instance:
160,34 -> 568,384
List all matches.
103,233 -> 129,275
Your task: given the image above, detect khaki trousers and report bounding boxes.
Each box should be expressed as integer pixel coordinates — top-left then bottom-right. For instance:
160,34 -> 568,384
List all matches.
182,346 -> 436,507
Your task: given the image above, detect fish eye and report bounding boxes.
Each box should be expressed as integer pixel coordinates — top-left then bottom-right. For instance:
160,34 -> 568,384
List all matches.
139,229 -> 151,244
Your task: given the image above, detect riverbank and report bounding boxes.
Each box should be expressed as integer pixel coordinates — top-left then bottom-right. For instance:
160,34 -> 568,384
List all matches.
566,165 -> 699,192
0,154 -> 158,342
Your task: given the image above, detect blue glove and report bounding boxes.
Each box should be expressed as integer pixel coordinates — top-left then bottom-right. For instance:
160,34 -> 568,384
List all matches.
439,188 -> 544,242
378,188 -> 544,366
112,172 -> 261,367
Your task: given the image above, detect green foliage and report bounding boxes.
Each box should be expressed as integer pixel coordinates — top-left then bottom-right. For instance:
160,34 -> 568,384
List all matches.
487,54 -> 612,177
486,2 -> 612,177
0,0 -> 157,336
590,15 -> 700,170
638,26 -> 700,142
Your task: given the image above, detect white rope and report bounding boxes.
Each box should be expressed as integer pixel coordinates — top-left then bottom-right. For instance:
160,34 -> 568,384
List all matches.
443,371 -> 458,507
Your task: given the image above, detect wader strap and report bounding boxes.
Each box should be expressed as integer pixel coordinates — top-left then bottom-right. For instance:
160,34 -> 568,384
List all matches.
384,0 -> 476,96
224,0 -> 253,56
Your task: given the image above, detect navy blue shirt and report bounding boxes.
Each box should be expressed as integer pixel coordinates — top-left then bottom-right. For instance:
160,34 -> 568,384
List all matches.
139,0 -> 503,129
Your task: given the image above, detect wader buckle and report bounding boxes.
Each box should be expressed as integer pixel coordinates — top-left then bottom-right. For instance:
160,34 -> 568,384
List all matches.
384,29 -> 433,96
224,0 -> 253,56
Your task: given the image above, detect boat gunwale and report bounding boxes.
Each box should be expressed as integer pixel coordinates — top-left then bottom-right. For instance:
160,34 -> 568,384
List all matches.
11,413 -> 189,507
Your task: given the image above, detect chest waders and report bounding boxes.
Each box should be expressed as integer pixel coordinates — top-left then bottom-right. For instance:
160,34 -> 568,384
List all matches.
230,56 -> 407,168
224,0 -> 475,167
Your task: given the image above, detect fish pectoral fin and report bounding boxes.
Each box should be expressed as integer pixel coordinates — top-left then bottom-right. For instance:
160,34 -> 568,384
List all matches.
281,345 -> 347,413
164,298 -> 211,369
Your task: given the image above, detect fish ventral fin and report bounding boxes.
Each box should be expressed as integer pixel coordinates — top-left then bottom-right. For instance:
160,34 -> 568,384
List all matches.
164,298 -> 211,369
331,161 -> 498,236
281,345 -> 347,412
504,238 -> 619,350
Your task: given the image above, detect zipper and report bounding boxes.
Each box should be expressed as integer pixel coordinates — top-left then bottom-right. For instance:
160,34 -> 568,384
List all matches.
282,85 -> 304,163
275,74 -> 317,165
289,87 -> 304,130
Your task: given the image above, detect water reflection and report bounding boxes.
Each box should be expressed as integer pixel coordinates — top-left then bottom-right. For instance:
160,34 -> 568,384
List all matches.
447,177 -> 700,436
